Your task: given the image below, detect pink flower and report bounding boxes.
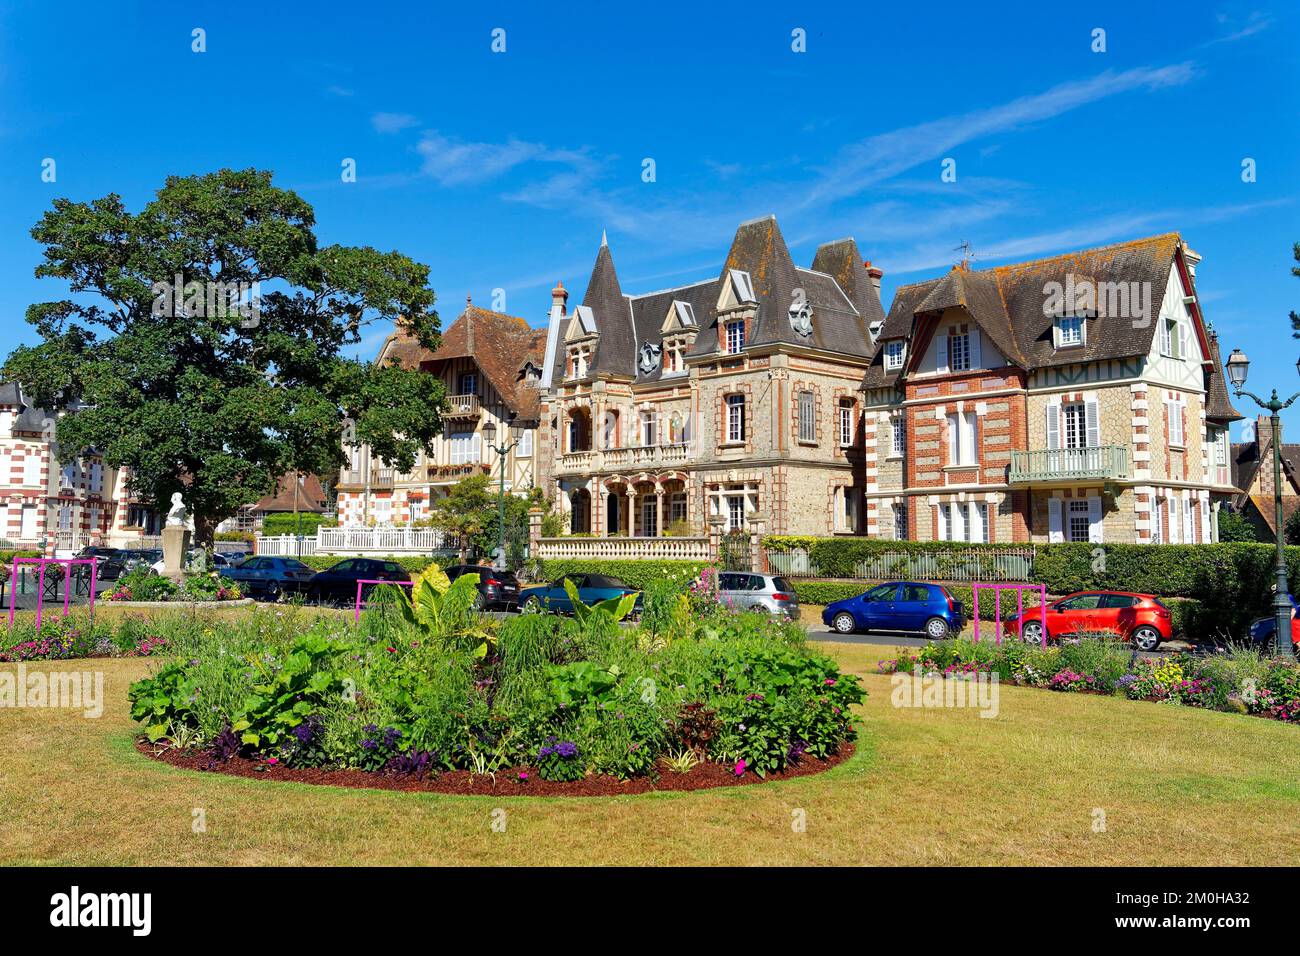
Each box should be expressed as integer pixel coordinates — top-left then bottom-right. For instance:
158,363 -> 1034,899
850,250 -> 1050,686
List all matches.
823,678 -> 837,686
734,760 -> 747,776
266,757 -> 278,766
518,771 -> 529,781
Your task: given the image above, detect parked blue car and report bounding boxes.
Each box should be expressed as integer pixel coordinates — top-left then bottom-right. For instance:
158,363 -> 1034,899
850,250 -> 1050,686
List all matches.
219,556 -> 317,600
822,581 -> 965,639
519,574 -> 642,615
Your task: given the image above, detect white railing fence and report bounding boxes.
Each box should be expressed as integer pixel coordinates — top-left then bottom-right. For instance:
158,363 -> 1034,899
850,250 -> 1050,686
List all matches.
257,527 -> 461,557
535,536 -> 711,562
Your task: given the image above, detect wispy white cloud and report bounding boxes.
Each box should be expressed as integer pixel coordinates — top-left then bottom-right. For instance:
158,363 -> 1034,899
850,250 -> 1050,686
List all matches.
371,112 -> 419,134
803,63 -> 1198,207
1204,10 -> 1274,46
416,130 -> 598,189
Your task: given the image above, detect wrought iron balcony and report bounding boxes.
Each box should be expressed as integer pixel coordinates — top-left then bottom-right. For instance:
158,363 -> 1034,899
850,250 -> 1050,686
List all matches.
1008,445 -> 1129,484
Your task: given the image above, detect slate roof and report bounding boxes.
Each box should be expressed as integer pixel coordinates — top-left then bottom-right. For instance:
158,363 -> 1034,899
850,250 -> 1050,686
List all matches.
568,216 -> 886,384
380,304 -> 547,422
865,233 -> 1240,412
1203,333 -> 1243,423
0,382 -> 52,432
250,473 -> 328,514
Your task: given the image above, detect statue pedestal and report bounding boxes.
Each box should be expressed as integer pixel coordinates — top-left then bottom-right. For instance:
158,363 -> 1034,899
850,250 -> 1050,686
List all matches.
161,525 -> 191,581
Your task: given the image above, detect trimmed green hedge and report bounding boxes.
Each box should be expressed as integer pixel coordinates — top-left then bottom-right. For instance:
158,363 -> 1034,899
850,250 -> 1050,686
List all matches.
534,558 -> 711,592
261,513 -> 338,536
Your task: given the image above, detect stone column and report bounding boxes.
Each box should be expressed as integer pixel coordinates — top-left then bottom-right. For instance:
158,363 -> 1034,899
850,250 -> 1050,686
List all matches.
708,513 -> 725,565
748,512 -> 768,573
655,488 -> 665,538
626,486 -> 636,536
528,506 -> 543,558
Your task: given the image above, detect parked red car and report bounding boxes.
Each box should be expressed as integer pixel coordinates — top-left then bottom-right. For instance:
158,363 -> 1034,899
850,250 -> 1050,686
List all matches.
1007,591 -> 1173,651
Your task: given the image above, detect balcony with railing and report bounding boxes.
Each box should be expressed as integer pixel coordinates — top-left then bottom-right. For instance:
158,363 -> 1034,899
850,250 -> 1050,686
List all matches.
371,468 -> 395,489
442,394 -> 481,419
557,450 -> 600,474
338,468 -> 364,488
1008,445 -> 1129,485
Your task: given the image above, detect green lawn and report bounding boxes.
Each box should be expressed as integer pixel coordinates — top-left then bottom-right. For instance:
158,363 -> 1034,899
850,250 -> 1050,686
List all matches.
2,640 -> 1297,866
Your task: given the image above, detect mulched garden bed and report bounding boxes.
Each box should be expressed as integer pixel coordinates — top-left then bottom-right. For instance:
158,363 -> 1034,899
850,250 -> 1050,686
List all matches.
136,738 -> 854,796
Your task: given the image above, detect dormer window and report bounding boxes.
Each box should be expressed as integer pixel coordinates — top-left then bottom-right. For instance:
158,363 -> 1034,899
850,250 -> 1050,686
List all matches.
458,371 -> 478,395
567,344 -> 592,379
884,340 -> 906,371
1055,315 -> 1085,348
868,320 -> 883,343
724,319 -> 746,355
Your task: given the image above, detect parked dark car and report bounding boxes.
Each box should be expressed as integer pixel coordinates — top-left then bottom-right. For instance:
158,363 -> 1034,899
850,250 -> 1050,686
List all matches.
445,564 -> 521,610
220,556 -> 317,600
119,549 -> 163,574
73,546 -> 124,580
1247,592 -> 1300,652
305,558 -> 411,606
519,574 -> 642,615
822,581 -> 965,639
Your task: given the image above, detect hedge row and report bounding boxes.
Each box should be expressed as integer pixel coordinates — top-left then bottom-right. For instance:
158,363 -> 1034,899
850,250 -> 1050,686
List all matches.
533,558 -> 711,592
261,513 -> 338,537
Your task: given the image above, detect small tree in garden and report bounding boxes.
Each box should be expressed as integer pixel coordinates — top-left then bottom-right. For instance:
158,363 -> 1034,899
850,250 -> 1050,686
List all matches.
1218,508 -> 1260,543
428,474 -> 548,564
4,168 -> 447,547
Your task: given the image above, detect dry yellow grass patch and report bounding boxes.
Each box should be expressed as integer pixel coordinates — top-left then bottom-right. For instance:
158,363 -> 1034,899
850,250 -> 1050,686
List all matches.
1,640 -> 1296,866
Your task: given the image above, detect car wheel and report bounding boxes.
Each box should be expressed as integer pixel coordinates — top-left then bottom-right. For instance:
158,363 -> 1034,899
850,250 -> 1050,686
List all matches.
264,581 -> 281,602
472,592 -> 485,611
1132,626 -> 1161,652
523,596 -> 544,613
924,616 -> 950,640
1022,621 -> 1044,644
831,611 -> 857,634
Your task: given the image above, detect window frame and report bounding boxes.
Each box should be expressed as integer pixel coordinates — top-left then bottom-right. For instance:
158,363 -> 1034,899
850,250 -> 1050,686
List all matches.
884,340 -> 905,370
725,394 -> 746,444
797,390 -> 816,444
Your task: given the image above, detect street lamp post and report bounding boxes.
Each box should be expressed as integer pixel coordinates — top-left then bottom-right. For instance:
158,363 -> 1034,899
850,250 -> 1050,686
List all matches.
1225,348 -> 1300,659
482,416 -> 523,570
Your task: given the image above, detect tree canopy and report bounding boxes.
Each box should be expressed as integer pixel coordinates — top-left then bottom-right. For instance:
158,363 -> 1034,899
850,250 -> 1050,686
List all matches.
5,168 -> 447,544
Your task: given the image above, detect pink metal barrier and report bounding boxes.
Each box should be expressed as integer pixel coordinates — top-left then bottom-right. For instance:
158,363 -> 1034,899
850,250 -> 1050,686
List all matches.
7,557 -> 99,631
972,582 -> 1048,647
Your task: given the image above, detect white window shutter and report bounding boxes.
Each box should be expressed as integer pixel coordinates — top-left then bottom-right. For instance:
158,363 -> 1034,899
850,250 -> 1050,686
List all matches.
963,413 -> 976,464
1087,496 -> 1103,543
1178,320 -> 1189,360
947,414 -> 958,464
938,336 -> 950,374
1048,498 -> 1064,543
1085,399 -> 1100,448
936,503 -> 948,541
1200,499 -> 1210,543
968,501 -> 984,543
950,502 -> 965,542
1183,494 -> 1195,543
970,329 -> 982,369
1046,403 -> 1060,450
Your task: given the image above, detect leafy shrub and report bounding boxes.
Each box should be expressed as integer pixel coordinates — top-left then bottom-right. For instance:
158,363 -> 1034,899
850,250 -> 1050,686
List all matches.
261,513 -> 337,537
535,738 -> 584,781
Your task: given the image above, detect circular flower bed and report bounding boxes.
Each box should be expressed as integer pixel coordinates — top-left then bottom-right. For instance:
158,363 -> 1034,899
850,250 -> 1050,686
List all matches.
128,569 -> 866,792
107,568 -> 243,604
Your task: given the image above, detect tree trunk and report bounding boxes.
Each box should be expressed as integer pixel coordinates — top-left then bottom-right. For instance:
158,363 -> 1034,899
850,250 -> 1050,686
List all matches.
192,513 -> 216,550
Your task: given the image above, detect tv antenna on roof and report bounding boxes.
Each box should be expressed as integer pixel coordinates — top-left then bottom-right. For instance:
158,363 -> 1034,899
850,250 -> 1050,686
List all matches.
953,240 -> 978,267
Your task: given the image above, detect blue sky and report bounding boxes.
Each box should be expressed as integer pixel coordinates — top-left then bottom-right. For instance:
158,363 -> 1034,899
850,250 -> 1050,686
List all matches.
1,1 -> 1297,438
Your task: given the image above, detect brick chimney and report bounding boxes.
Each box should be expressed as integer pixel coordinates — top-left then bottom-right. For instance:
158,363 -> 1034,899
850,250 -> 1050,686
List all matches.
863,260 -> 883,296
552,280 -> 569,316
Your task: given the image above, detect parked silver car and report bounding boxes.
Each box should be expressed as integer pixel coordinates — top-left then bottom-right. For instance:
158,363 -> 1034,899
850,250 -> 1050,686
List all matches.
717,572 -> 800,618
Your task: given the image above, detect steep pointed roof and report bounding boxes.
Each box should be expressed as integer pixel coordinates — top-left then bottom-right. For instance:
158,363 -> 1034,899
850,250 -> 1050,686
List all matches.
1204,332 -> 1243,423
810,238 -> 887,332
582,242 -> 637,378
681,216 -> 875,358
379,305 -> 546,421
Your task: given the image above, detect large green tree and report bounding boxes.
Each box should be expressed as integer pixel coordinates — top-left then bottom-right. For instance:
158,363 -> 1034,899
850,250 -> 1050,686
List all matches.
5,168 -> 446,545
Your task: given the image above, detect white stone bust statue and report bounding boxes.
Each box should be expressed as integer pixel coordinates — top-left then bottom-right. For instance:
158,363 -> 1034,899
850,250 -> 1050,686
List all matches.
165,492 -> 188,527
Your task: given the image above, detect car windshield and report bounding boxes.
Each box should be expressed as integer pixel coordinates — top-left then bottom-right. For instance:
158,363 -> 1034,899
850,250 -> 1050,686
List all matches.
772,577 -> 794,592
585,575 -> 626,589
